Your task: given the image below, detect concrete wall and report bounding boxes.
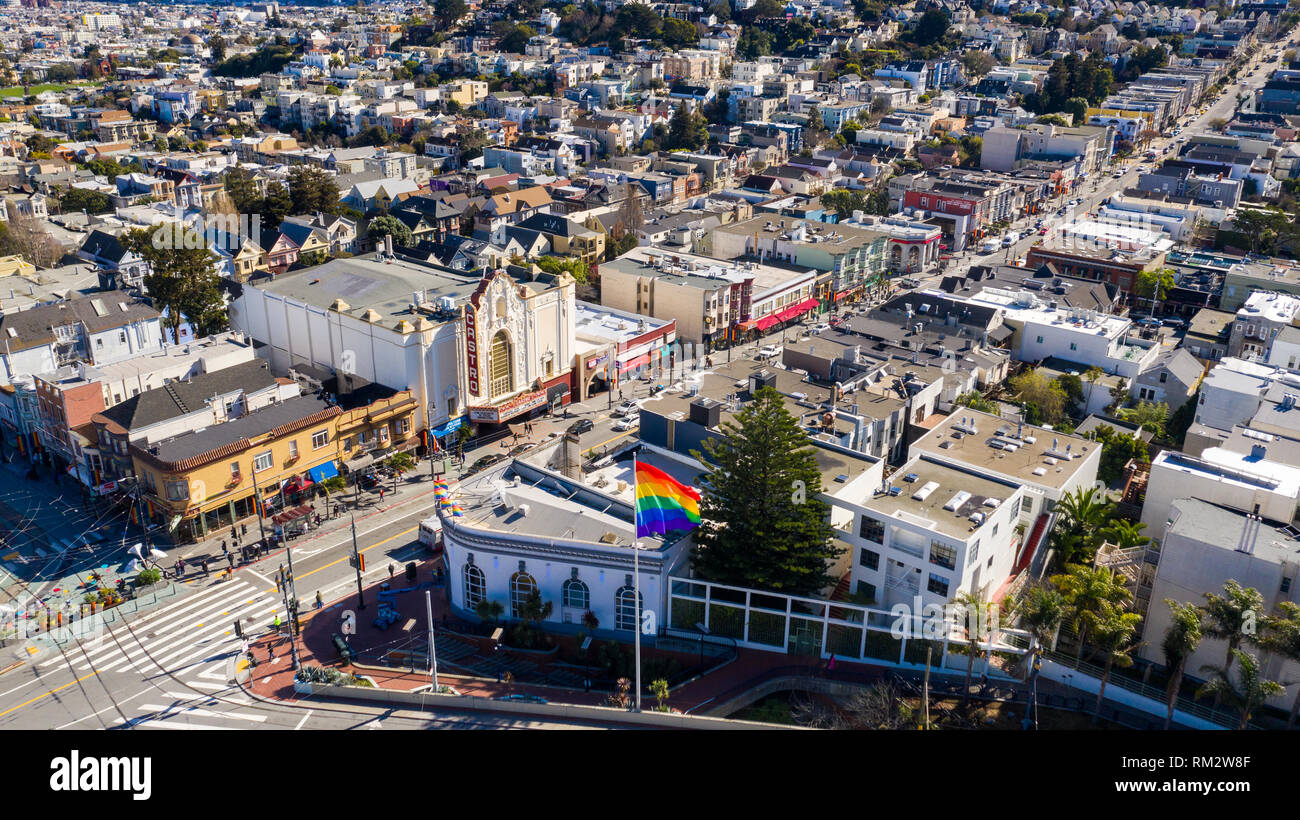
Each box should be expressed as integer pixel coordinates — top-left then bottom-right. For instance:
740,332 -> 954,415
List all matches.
290,679 -> 795,729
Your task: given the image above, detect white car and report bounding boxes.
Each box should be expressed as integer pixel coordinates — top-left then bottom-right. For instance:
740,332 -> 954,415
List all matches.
808,322 -> 831,335
756,344 -> 783,360
613,413 -> 639,432
613,399 -> 639,417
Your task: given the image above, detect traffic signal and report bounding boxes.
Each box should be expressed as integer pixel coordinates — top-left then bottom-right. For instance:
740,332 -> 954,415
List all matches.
233,620 -> 243,638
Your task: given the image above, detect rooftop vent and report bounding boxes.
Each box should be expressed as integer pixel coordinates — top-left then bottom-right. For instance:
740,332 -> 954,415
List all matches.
943,490 -> 972,512
912,480 -> 940,501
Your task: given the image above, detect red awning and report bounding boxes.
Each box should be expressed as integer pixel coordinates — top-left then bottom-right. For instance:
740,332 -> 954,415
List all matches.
774,297 -> 820,323
753,314 -> 780,332
271,505 -> 312,526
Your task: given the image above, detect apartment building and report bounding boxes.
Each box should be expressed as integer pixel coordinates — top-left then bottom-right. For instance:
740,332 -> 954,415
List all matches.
980,123 -> 1113,175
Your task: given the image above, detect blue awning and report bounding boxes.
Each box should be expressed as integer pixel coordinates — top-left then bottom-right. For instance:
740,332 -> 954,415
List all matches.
430,415 -> 467,438
307,461 -> 339,482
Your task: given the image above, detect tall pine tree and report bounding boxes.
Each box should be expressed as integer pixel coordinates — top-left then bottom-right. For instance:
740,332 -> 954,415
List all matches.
691,387 -> 841,596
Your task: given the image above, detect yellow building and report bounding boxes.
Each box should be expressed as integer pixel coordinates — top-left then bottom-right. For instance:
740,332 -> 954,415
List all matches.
131,396 -> 342,542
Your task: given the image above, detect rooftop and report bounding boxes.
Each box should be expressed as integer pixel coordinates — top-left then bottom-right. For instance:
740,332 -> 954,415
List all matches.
862,457 -> 1020,539
1166,498 -> 1300,564
910,408 -> 1099,491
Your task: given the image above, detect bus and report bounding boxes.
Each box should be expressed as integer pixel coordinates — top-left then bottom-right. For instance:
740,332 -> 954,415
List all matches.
418,516 -> 443,553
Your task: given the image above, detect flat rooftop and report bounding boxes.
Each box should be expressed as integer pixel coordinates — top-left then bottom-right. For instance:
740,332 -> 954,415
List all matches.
862,457 -> 1019,539
967,288 -> 1130,340
1168,498 -> 1300,563
252,256 -> 560,329
573,300 -> 673,345
606,245 -> 817,294
910,408 -> 1098,490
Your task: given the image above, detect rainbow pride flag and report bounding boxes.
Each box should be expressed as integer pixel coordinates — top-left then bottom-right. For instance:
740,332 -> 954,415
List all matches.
635,461 -> 702,538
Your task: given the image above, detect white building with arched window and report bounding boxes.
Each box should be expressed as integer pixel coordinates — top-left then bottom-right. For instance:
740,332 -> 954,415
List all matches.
442,443 -> 695,634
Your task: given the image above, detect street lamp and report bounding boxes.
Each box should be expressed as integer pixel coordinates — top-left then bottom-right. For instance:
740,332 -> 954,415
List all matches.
349,511 -> 366,610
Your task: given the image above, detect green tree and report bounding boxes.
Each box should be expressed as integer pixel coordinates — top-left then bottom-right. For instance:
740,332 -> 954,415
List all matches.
1035,114 -> 1069,127
1064,96 -> 1090,125
1052,486 -> 1116,565
1089,601 -> 1143,723
1135,267 -> 1176,310
1009,368 -> 1067,423
912,8 -> 950,46
1116,400 -> 1169,439
287,166 -> 341,216
223,166 -> 264,213
1100,519 -> 1149,550
1202,580 -> 1264,677
666,102 -> 707,151
1196,650 -> 1283,729
497,24 -> 535,53
431,0 -> 468,30
120,227 -> 228,340
820,188 -> 868,219
691,387 -> 841,596
1051,563 -> 1132,663
56,186 -> 113,215
367,215 -> 414,247
961,50 -> 994,79
1161,599 -> 1203,730
261,181 -> 292,230
1090,424 -> 1147,485
662,17 -> 699,48
207,35 -> 227,62
736,26 -> 773,60
953,391 -> 999,415
1259,601 -> 1300,730
1019,584 -> 1067,656
475,598 -> 504,624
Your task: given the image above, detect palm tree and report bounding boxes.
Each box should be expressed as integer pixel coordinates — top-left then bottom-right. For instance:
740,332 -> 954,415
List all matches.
1052,487 -> 1115,563
1160,599 -> 1204,730
1202,580 -> 1264,675
1259,601 -> 1300,730
1196,650 -> 1284,729
1051,564 -> 1132,663
1019,585 -> 1067,655
1090,601 -> 1143,723
1083,365 -> 1104,411
1100,519 -> 1150,550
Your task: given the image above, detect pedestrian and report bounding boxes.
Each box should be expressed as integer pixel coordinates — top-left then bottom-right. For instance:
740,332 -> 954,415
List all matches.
221,539 -> 227,554
273,613 -> 281,632
226,553 -> 234,569
267,644 -> 274,662
388,563 -> 395,580
379,487 -> 385,502
202,560 -> 209,577
275,575 -> 282,594
315,590 -> 323,610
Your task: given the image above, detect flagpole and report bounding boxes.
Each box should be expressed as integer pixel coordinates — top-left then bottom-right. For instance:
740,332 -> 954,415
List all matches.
633,453 -> 642,713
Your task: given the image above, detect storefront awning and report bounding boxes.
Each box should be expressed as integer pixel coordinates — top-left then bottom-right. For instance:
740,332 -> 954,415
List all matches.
272,505 -> 312,526
283,475 -> 314,495
307,460 -> 339,483
348,452 -> 376,472
774,296 -> 820,323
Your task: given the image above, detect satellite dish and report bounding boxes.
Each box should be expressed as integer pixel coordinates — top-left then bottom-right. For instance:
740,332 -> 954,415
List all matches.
127,543 -> 144,559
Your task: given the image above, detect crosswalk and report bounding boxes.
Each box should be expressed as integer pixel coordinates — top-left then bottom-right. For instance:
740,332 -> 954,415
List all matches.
42,579 -> 284,730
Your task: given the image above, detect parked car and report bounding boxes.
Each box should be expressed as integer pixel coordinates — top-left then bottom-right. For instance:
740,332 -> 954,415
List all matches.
613,399 -> 639,417
1136,317 -> 1162,328
567,418 -> 594,435
756,344 -> 783,360
613,413 -> 639,432
808,322 -> 831,335
508,442 -> 537,457
1161,317 -> 1188,330
462,452 -> 507,477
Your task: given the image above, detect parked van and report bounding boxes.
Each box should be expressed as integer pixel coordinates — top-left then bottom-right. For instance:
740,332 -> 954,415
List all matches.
418,515 -> 443,553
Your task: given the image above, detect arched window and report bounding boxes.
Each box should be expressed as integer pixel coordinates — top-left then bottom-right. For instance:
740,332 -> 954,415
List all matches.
562,576 -> 589,611
510,570 -> 537,618
490,330 -> 513,398
463,561 -> 485,608
615,580 -> 642,631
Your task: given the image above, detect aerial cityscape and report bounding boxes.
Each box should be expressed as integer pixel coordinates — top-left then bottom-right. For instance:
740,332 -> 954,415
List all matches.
0,0 -> 1297,747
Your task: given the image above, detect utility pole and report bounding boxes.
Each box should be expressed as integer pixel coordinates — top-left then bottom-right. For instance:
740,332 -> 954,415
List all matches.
349,511 -> 366,609
922,646 -> 932,731
279,563 -> 300,670
425,589 -> 438,691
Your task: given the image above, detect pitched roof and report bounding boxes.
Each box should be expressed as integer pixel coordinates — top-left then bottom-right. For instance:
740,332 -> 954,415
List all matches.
0,291 -> 159,354
96,360 -> 280,433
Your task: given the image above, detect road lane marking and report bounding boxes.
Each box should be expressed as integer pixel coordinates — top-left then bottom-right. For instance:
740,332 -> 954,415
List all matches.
294,710 -> 312,730
0,672 -> 98,720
